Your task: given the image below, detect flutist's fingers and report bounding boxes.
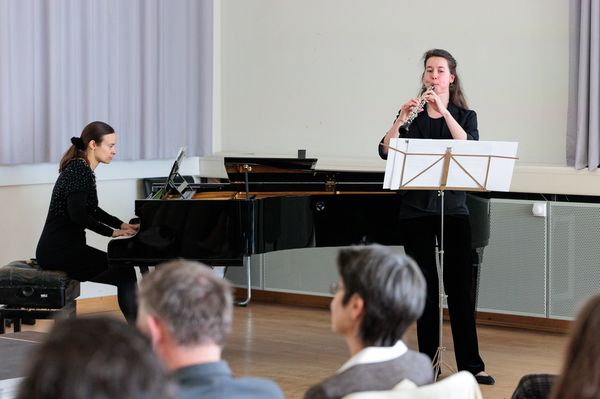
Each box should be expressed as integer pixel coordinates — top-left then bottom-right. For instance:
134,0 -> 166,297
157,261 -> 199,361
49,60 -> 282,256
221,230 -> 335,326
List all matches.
400,98 -> 420,111
397,98 -> 421,121
423,89 -> 446,115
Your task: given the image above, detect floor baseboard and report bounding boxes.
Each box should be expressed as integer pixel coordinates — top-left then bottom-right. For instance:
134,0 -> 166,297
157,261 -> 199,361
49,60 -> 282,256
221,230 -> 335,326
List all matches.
234,288 -> 571,334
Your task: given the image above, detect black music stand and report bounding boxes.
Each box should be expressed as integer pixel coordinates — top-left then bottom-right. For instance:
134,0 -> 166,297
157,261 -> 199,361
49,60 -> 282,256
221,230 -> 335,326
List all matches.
156,147 -> 189,199
383,138 -> 517,380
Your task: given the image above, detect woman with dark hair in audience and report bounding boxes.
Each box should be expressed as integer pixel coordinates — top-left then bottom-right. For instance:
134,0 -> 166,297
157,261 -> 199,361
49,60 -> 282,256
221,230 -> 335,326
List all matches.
551,294 -> 600,399
16,317 -> 175,399
512,294 -> 600,399
36,121 -> 139,322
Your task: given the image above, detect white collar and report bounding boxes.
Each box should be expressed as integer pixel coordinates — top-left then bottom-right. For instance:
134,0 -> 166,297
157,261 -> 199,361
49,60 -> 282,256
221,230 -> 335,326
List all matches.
337,340 -> 408,374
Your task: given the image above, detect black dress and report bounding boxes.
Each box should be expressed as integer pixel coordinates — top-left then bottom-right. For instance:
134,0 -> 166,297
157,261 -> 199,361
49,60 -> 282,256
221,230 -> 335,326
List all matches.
36,158 -> 137,322
378,104 -> 486,375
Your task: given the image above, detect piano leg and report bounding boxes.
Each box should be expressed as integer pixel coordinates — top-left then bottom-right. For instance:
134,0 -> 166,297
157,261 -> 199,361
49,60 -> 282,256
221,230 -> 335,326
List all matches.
235,256 -> 252,307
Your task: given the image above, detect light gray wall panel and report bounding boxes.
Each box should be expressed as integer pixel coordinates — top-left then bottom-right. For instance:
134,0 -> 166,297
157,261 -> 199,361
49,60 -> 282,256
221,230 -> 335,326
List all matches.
263,247 -> 339,295
224,255 -> 263,289
477,199 -> 546,316
262,245 -> 405,295
549,203 -> 600,319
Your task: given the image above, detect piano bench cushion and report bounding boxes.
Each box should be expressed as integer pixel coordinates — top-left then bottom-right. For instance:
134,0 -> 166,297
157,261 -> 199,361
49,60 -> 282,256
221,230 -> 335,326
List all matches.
0,260 -> 80,309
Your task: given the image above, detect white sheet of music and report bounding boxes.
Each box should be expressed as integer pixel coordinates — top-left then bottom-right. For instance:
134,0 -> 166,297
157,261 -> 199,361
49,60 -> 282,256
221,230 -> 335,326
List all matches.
383,139 -> 518,192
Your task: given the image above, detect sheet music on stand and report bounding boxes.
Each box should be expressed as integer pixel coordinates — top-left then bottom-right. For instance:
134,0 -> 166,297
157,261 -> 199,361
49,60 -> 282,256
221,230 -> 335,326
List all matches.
383,139 -> 518,192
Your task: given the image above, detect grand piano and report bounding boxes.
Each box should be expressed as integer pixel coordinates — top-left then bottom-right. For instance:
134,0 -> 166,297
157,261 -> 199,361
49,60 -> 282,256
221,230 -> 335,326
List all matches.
108,157 -> 490,305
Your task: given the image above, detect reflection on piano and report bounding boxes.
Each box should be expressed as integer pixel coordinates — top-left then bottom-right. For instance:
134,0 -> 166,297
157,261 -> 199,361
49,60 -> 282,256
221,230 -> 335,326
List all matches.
108,157 -> 490,305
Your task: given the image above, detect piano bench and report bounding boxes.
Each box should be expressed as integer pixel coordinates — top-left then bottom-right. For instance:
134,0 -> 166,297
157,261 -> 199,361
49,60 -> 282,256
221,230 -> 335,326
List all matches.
0,260 -> 80,334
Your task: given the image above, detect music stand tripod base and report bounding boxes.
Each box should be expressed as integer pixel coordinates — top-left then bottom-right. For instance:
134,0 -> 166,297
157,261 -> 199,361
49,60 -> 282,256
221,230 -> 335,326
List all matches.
431,189 -> 457,381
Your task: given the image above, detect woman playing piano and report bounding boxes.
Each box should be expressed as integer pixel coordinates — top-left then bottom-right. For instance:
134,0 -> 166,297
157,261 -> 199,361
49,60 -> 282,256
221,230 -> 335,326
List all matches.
36,121 -> 139,323
378,49 -> 493,384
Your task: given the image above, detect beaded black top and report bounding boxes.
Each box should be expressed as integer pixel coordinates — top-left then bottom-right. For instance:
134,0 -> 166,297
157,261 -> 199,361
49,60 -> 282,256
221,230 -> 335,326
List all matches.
36,159 -> 123,253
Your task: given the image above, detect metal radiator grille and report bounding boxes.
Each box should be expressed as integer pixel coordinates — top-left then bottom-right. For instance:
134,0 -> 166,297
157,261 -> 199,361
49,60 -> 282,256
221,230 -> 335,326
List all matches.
549,203 -> 600,319
264,247 -> 340,295
477,199 -> 547,316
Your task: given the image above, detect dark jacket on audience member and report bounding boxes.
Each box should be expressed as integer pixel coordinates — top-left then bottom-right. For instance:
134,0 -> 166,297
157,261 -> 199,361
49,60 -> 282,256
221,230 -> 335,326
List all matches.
511,373 -> 555,399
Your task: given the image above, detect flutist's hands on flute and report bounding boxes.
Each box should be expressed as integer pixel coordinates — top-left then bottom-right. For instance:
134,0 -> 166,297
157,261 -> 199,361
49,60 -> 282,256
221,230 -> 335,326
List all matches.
422,86 -> 468,140
421,87 -> 446,116
397,97 -> 424,124
381,93 -> 428,154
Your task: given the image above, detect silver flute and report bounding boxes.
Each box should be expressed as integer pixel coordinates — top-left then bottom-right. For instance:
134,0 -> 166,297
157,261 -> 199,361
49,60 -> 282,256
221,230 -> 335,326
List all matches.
400,86 -> 433,131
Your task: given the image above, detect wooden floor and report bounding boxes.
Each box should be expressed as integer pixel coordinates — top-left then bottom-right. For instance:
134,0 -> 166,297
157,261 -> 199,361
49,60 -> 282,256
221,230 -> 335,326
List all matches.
9,301 -> 567,399
224,304 -> 567,399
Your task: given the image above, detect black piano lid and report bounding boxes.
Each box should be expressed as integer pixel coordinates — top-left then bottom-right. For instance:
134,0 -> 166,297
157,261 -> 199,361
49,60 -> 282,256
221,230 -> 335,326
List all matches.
222,157 -> 385,185
224,157 -> 318,182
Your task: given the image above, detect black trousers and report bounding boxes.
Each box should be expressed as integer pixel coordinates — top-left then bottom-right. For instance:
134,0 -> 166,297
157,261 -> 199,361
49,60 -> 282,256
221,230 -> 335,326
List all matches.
402,215 -> 485,374
38,245 -> 138,324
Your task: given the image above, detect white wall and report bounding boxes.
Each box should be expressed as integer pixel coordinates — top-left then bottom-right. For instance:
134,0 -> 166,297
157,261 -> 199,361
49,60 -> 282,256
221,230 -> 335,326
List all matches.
217,0 -> 569,166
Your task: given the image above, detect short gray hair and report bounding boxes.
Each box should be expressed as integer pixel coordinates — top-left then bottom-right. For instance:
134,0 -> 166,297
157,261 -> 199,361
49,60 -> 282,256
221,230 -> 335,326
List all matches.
138,260 -> 232,347
337,244 -> 426,346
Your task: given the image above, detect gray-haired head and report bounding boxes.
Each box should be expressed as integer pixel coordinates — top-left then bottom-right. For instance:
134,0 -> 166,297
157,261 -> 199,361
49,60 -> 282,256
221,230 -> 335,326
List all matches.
138,260 -> 233,347
337,244 -> 426,346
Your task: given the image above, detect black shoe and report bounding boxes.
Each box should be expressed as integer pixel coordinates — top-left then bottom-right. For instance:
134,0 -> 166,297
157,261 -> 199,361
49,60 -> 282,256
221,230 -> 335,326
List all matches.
475,374 -> 495,385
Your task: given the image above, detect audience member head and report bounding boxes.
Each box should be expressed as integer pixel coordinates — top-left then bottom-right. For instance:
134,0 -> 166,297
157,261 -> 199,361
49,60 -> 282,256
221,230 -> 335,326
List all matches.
549,293 -> 600,399
16,316 -> 173,399
331,244 -> 426,349
137,260 -> 233,366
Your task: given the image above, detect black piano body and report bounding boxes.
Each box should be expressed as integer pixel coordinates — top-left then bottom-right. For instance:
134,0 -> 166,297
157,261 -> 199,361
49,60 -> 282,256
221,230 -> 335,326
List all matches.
107,192 -> 407,267
107,157 -> 490,303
